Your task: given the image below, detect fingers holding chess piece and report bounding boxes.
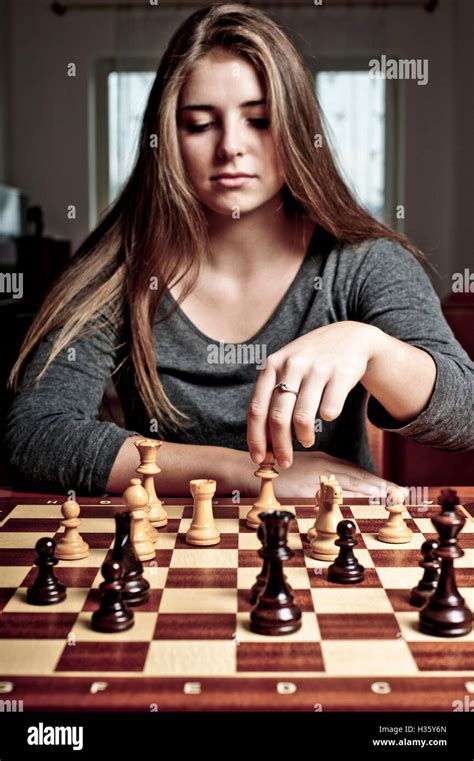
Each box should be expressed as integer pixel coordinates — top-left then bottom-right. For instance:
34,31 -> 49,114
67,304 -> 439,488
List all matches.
377,486 -> 412,544
186,479 -> 220,546
55,499 -> 89,561
327,520 -> 365,584
27,537 -> 67,605
247,456 -> 281,530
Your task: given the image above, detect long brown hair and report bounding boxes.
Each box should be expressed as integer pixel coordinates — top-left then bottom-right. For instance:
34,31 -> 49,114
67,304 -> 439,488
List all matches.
9,2 -> 426,434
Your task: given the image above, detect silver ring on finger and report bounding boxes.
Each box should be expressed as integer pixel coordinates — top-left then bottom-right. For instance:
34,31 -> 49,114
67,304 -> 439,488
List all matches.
274,382 -> 299,397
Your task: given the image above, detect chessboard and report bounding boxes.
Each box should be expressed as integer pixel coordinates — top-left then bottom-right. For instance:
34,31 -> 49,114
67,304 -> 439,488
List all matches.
0,491 -> 473,712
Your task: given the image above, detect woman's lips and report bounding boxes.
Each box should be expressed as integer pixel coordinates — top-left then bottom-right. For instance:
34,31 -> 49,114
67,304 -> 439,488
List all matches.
211,176 -> 256,188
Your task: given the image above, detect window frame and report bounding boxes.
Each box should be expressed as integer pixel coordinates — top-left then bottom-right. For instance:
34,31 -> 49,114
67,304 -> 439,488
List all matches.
304,54 -> 404,231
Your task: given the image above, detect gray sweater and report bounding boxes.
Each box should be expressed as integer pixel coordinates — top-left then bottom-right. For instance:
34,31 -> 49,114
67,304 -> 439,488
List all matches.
5,229 -> 474,494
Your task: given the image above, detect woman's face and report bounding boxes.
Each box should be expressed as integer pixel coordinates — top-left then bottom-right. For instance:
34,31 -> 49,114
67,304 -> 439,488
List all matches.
177,49 -> 285,216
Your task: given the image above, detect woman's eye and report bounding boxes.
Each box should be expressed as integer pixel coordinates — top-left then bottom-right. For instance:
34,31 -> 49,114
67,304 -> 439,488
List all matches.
186,118 -> 269,133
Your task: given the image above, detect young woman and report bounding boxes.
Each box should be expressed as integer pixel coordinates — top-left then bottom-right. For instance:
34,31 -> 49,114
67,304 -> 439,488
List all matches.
6,4 -> 473,498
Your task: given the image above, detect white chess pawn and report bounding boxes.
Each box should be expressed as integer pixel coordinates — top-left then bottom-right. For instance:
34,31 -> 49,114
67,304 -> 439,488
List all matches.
55,500 -> 89,560
377,486 -> 412,544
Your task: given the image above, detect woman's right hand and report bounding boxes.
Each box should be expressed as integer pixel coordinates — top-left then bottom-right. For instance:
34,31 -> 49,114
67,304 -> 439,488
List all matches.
245,449 -> 398,500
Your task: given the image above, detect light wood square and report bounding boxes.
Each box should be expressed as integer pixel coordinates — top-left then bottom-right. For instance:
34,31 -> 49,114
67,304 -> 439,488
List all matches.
0,640 -> 65,675
322,639 -> 418,675
311,588 -> 393,613
375,567 -> 422,589
0,532 -> 55,549
0,567 -> 31,587
4,587 -> 88,613
159,503 -> 185,519
159,587 -> 237,614
144,640 -> 236,676
170,549 -> 238,568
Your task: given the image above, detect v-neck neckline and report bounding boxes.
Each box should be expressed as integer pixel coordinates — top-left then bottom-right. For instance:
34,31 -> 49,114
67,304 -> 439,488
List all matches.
163,223 -> 321,346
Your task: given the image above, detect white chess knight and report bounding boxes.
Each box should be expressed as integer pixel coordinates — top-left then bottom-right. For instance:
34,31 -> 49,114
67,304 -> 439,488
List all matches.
310,475 -> 344,561
377,486 -> 412,544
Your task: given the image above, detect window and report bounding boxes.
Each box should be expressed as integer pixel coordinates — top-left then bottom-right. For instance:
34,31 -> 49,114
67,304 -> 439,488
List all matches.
316,71 -> 385,219
108,71 -> 155,203
312,58 -> 402,228
94,59 -> 156,223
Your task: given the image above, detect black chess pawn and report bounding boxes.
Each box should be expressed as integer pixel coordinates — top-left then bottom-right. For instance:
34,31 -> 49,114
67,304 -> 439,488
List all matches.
250,510 -> 302,636
112,512 -> 150,606
327,520 -> 365,584
27,537 -> 67,605
419,490 -> 472,637
409,539 -> 441,608
91,560 -> 134,633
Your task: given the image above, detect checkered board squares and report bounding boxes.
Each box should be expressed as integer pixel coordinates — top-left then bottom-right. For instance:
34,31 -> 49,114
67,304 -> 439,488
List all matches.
0,498 -> 474,690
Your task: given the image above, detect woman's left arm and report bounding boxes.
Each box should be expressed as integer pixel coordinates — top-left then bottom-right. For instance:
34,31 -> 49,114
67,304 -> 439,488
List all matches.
247,239 -> 474,468
361,325 -> 437,422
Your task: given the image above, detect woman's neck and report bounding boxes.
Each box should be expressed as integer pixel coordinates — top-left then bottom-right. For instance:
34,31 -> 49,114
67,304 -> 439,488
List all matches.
204,198 -> 313,279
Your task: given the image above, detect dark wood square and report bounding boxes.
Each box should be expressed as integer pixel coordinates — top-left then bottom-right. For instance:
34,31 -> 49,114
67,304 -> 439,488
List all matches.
154,613 -> 236,640
0,612 -> 78,639
409,642 -> 474,671
166,568 -> 237,588
317,613 -> 401,639
237,642 -> 324,672
55,641 -> 149,672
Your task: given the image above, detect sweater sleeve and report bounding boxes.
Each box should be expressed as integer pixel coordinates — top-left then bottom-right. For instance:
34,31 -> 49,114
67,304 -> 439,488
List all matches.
348,237 -> 474,451
4,321 -> 140,494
